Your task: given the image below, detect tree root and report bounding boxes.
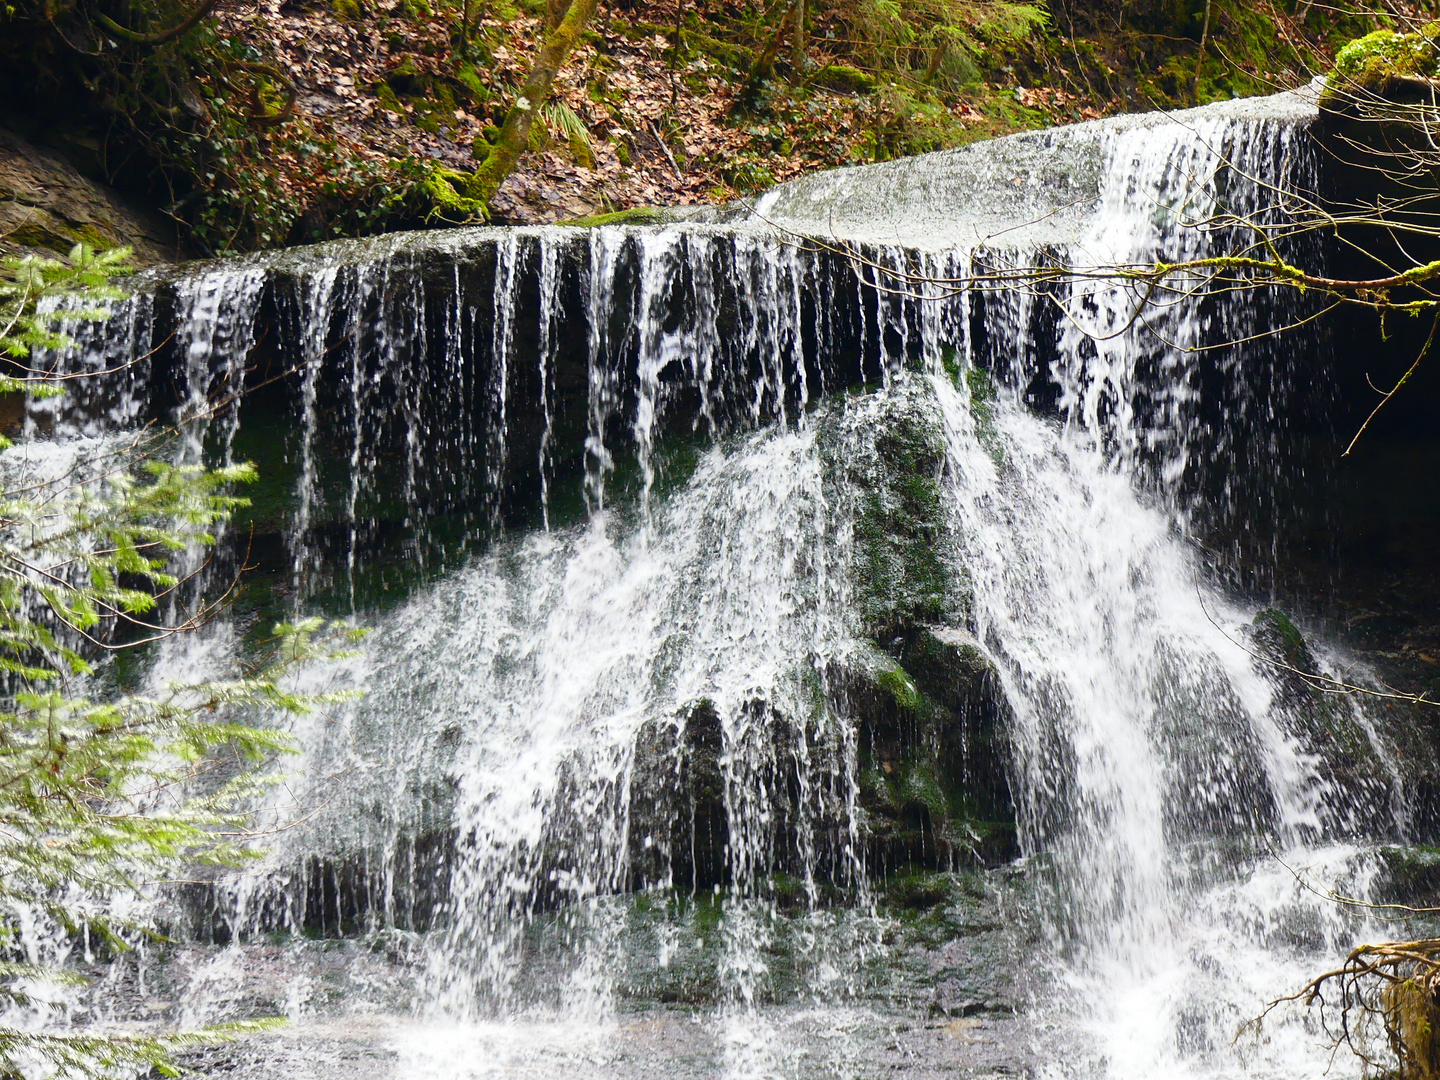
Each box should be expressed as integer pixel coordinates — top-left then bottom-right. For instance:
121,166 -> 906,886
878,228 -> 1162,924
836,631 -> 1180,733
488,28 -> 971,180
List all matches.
221,61 -> 298,129
419,167 -> 489,224
91,0 -> 218,46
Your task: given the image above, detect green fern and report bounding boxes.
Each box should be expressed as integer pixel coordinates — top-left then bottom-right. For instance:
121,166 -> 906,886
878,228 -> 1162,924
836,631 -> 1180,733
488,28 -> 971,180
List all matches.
541,101 -> 597,169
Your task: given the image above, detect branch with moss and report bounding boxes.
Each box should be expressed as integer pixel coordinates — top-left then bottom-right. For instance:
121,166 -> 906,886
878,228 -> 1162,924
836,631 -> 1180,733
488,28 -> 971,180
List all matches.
447,0 -> 602,214
90,0 -> 219,46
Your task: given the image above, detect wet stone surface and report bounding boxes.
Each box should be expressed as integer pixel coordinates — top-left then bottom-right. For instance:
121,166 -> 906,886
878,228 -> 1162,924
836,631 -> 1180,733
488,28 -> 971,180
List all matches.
161,869 -> 1034,1078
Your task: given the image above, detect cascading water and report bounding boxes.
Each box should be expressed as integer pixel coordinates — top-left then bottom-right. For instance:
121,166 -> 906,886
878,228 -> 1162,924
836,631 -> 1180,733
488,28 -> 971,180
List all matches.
13,88 -> 1427,1079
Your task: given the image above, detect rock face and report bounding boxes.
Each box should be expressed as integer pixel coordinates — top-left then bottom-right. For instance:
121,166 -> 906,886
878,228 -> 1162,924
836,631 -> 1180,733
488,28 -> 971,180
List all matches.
846,628 -> 1015,873
827,372 -> 1015,874
0,128 -> 175,262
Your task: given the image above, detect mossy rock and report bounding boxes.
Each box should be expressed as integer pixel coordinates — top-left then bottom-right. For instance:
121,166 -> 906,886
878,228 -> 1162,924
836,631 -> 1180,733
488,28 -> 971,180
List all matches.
1317,27 -> 1440,218
811,64 -> 877,96
0,129 -> 172,262
1330,25 -> 1440,90
1248,609 -> 1412,828
1375,845 -> 1440,911
823,373 -> 968,638
1252,608 -> 1316,672
678,27 -> 755,73
835,639 -> 1014,872
1320,24 -> 1440,154
558,206 -> 678,227
898,625 -> 993,712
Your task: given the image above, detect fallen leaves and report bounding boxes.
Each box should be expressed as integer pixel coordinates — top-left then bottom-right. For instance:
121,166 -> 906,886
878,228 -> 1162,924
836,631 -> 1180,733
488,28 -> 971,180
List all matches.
206,0 -> 1128,228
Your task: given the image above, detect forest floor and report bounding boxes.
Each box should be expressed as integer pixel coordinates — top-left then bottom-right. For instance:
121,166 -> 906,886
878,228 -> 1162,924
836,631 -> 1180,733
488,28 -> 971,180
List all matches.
0,0 -> 1391,254
199,0 -> 1341,237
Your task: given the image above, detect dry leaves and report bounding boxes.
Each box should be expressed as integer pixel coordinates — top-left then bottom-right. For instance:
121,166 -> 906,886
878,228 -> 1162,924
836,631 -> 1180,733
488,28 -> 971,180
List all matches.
210,0 -> 1117,226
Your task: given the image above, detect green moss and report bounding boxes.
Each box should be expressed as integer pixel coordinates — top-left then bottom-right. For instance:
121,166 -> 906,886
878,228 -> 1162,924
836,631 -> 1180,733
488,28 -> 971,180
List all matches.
965,364 -> 996,406
1334,27 -> 1440,80
374,82 -> 405,115
678,26 -> 755,73
897,761 -> 954,822
452,64 -> 491,104
882,869 -> 954,909
963,363 -> 1006,465
723,158 -> 776,194
417,165 -> 490,223
1253,608 -> 1308,667
1376,846 -> 1440,911
877,663 -> 919,712
558,206 -> 674,227
866,87 -> 976,162
811,64 -> 877,95
838,379 -> 963,637
940,344 -> 962,383
1323,23 -> 1440,106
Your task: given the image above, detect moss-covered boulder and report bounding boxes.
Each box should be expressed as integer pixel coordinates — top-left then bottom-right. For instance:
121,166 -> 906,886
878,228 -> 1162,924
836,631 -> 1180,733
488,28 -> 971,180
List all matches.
811,64 -> 877,96
822,372 -> 971,640
1328,25 -> 1440,96
623,374 -> 1014,898
1247,608 -> 1413,833
811,372 -> 1014,877
1319,24 -> 1440,206
1252,608 -> 1319,675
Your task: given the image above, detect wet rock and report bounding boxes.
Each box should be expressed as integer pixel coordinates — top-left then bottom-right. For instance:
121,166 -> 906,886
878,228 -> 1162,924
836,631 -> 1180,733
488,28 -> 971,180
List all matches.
558,205 -> 711,227
629,692 -> 864,898
811,373 -> 1016,876
834,635 -> 1015,875
818,371 -> 973,641
1252,607 -> 1319,675
881,870 -> 1030,1022
1375,845 -> 1440,909
629,700 -> 728,892
0,128 -> 174,262
1249,608 -> 1403,834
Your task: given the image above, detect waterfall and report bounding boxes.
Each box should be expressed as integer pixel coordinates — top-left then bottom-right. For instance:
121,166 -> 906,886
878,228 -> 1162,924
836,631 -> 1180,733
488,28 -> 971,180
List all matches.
12,90 -> 1421,1079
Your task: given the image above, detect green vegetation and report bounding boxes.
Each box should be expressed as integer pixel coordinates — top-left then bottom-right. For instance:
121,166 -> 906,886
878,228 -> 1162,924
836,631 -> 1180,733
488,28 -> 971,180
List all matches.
0,246 -> 359,1075
1333,24 -> 1440,85
558,205 -> 677,226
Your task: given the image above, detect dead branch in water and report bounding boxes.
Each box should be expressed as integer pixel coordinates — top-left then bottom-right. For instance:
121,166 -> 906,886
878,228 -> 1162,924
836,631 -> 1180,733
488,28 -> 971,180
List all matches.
1247,938 -> 1440,1079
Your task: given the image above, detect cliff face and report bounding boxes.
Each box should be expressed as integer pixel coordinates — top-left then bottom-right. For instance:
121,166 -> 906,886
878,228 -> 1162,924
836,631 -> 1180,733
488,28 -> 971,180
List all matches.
0,128 -> 178,264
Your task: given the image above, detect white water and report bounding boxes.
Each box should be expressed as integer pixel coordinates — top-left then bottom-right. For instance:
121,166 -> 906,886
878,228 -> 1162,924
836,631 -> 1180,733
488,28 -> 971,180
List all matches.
10,91 -> 1418,1080
937,373 -> 1387,1078
162,358 -> 1395,1080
